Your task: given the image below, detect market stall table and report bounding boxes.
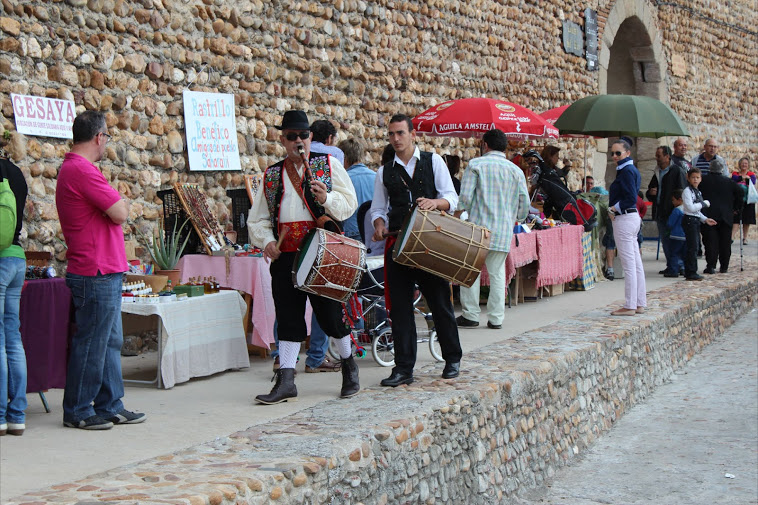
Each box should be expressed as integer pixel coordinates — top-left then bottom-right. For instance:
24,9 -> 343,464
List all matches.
120,290 -> 250,389
480,225 -> 583,297
20,278 -> 73,411
177,255 -> 312,352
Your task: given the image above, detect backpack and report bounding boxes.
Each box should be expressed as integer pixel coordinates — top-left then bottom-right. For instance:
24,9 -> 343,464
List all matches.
0,160 -> 18,250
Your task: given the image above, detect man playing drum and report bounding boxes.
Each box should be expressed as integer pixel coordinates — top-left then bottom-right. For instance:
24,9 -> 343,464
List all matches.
247,110 -> 359,404
370,114 -> 463,386
455,128 -> 530,329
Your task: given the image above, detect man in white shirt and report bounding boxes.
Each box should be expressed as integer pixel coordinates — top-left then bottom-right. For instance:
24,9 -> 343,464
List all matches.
370,114 -> 463,387
247,110 -> 358,404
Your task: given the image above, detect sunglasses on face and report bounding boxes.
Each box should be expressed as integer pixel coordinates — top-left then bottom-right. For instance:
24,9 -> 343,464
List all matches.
285,131 -> 310,141
611,151 -> 625,156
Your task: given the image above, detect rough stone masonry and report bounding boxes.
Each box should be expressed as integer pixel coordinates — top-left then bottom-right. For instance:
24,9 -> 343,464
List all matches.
0,0 -> 755,266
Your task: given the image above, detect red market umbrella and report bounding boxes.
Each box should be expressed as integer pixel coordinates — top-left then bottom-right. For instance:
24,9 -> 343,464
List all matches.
413,98 -> 559,139
539,105 -> 570,128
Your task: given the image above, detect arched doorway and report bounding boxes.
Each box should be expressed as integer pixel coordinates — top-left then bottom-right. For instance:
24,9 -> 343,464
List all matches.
595,1 -> 667,191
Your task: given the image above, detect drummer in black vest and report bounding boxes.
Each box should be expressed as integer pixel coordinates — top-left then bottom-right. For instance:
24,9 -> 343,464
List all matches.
370,114 -> 463,386
247,110 -> 359,404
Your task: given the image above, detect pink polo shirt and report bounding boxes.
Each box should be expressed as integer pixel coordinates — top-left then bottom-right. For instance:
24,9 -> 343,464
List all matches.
56,152 -> 127,276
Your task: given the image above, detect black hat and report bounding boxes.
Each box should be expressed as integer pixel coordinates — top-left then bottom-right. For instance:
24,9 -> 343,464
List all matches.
275,110 -> 310,130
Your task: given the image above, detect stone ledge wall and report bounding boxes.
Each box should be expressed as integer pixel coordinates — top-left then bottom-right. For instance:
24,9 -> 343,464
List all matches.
0,0 -> 755,266
8,269 -> 757,505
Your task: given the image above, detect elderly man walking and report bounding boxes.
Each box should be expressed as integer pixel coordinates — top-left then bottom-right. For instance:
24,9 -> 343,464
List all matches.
455,129 -> 529,329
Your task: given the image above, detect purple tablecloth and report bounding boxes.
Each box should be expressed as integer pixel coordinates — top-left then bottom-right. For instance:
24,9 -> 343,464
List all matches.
20,278 -> 72,393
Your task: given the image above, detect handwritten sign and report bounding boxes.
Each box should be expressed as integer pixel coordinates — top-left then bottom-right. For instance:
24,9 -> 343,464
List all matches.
11,94 -> 75,139
183,90 -> 241,171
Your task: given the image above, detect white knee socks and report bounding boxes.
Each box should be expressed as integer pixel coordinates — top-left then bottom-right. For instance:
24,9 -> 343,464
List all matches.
278,340 -> 300,369
338,335 -> 352,359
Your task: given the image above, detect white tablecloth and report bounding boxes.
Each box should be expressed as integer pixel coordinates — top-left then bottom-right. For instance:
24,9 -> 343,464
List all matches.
121,291 -> 250,388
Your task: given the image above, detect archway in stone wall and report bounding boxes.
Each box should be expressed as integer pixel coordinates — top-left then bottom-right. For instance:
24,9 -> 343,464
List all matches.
595,0 -> 667,191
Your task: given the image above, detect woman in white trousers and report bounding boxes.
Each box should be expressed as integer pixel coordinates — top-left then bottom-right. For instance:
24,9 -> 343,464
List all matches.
607,139 -> 646,316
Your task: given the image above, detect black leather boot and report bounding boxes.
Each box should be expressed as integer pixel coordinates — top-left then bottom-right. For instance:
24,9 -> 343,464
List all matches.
255,368 -> 298,405
340,356 -> 360,398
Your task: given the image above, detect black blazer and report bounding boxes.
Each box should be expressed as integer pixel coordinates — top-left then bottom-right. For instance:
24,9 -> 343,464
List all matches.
699,171 -> 743,225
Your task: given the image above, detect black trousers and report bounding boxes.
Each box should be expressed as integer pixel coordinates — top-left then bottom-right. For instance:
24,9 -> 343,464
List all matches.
385,247 -> 462,375
683,216 -> 701,277
701,220 -> 732,271
270,252 -> 350,343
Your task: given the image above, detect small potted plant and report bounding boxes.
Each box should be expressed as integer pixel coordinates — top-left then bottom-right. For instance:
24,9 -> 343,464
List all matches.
136,219 -> 191,286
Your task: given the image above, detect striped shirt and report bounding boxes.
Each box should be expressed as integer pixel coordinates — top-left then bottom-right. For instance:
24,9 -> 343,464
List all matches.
458,151 -> 529,252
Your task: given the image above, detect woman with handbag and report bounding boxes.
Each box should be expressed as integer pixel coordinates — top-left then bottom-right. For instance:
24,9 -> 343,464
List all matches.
731,157 -> 756,245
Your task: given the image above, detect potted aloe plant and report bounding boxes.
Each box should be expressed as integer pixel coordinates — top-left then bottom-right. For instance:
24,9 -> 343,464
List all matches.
136,219 -> 191,286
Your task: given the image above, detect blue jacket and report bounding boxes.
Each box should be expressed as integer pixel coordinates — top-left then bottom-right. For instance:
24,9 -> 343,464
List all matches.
667,206 -> 685,240
344,163 -> 376,239
609,157 -> 641,213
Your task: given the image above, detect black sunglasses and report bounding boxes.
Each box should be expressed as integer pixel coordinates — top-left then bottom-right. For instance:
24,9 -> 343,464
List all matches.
611,151 -> 625,156
285,131 -> 310,141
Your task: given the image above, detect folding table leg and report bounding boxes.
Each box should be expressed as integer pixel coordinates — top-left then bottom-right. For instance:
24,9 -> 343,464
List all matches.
39,392 -> 51,413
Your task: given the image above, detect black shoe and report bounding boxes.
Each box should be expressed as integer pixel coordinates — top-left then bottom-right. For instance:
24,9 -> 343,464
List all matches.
487,321 -> 502,329
107,409 -> 146,425
255,368 -> 298,404
658,269 -> 669,275
679,270 -> 685,277
663,272 -> 679,278
602,268 -> 614,281
703,267 -> 716,274
380,370 -> 414,387
455,315 -> 479,327
63,415 -> 113,430
686,274 -> 703,281
719,268 -> 728,273
340,356 -> 360,398
442,362 -> 460,379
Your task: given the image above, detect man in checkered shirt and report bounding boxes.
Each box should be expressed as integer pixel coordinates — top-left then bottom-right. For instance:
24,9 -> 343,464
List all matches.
455,129 -> 530,330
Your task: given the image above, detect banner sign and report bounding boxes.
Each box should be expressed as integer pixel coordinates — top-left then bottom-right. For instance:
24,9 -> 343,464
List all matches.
11,93 -> 75,139
585,8 -> 599,71
182,90 -> 241,171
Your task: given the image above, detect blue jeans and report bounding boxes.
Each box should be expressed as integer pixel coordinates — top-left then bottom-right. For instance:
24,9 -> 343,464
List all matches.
63,272 -> 125,423
669,239 -> 685,273
0,257 -> 27,425
271,313 -> 329,367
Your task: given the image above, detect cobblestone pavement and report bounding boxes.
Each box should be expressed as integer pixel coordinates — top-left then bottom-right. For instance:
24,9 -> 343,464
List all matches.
515,309 -> 758,505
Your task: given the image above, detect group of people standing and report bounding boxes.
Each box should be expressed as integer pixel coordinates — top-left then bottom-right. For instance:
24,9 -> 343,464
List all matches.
647,138 -> 752,281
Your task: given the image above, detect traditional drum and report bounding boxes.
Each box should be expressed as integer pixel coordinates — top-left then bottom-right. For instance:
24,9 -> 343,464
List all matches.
392,207 -> 490,287
293,228 -> 367,303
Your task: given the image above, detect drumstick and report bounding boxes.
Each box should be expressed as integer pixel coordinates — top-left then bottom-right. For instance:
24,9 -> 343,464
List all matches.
276,226 -> 289,250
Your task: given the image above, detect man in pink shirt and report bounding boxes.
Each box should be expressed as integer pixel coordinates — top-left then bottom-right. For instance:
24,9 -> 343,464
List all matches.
56,110 -> 145,430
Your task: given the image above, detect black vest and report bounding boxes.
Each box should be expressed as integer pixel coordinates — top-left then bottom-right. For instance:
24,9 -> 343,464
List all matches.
383,151 -> 436,231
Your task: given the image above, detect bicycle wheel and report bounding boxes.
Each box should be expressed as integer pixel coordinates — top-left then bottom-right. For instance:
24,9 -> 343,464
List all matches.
372,328 -> 395,367
428,329 -> 443,362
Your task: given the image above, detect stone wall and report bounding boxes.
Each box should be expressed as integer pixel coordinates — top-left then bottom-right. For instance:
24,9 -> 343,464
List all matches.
0,0 -> 755,264
7,263 -> 757,504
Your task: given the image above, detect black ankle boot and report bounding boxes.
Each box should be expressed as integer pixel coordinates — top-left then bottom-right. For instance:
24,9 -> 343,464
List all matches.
340,356 -> 360,398
255,368 -> 298,405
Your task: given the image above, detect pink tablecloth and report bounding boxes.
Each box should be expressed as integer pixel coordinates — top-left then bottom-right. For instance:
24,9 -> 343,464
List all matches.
177,255 -> 311,349
535,225 -> 583,288
480,225 -> 582,289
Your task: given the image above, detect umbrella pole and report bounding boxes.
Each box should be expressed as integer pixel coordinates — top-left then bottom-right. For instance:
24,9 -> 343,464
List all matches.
583,137 -> 588,183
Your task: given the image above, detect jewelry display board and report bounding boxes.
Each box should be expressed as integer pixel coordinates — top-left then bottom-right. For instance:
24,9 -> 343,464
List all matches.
172,183 -> 225,255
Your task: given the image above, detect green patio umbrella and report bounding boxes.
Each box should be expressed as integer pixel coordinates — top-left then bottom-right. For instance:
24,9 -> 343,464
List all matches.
554,94 -> 689,138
